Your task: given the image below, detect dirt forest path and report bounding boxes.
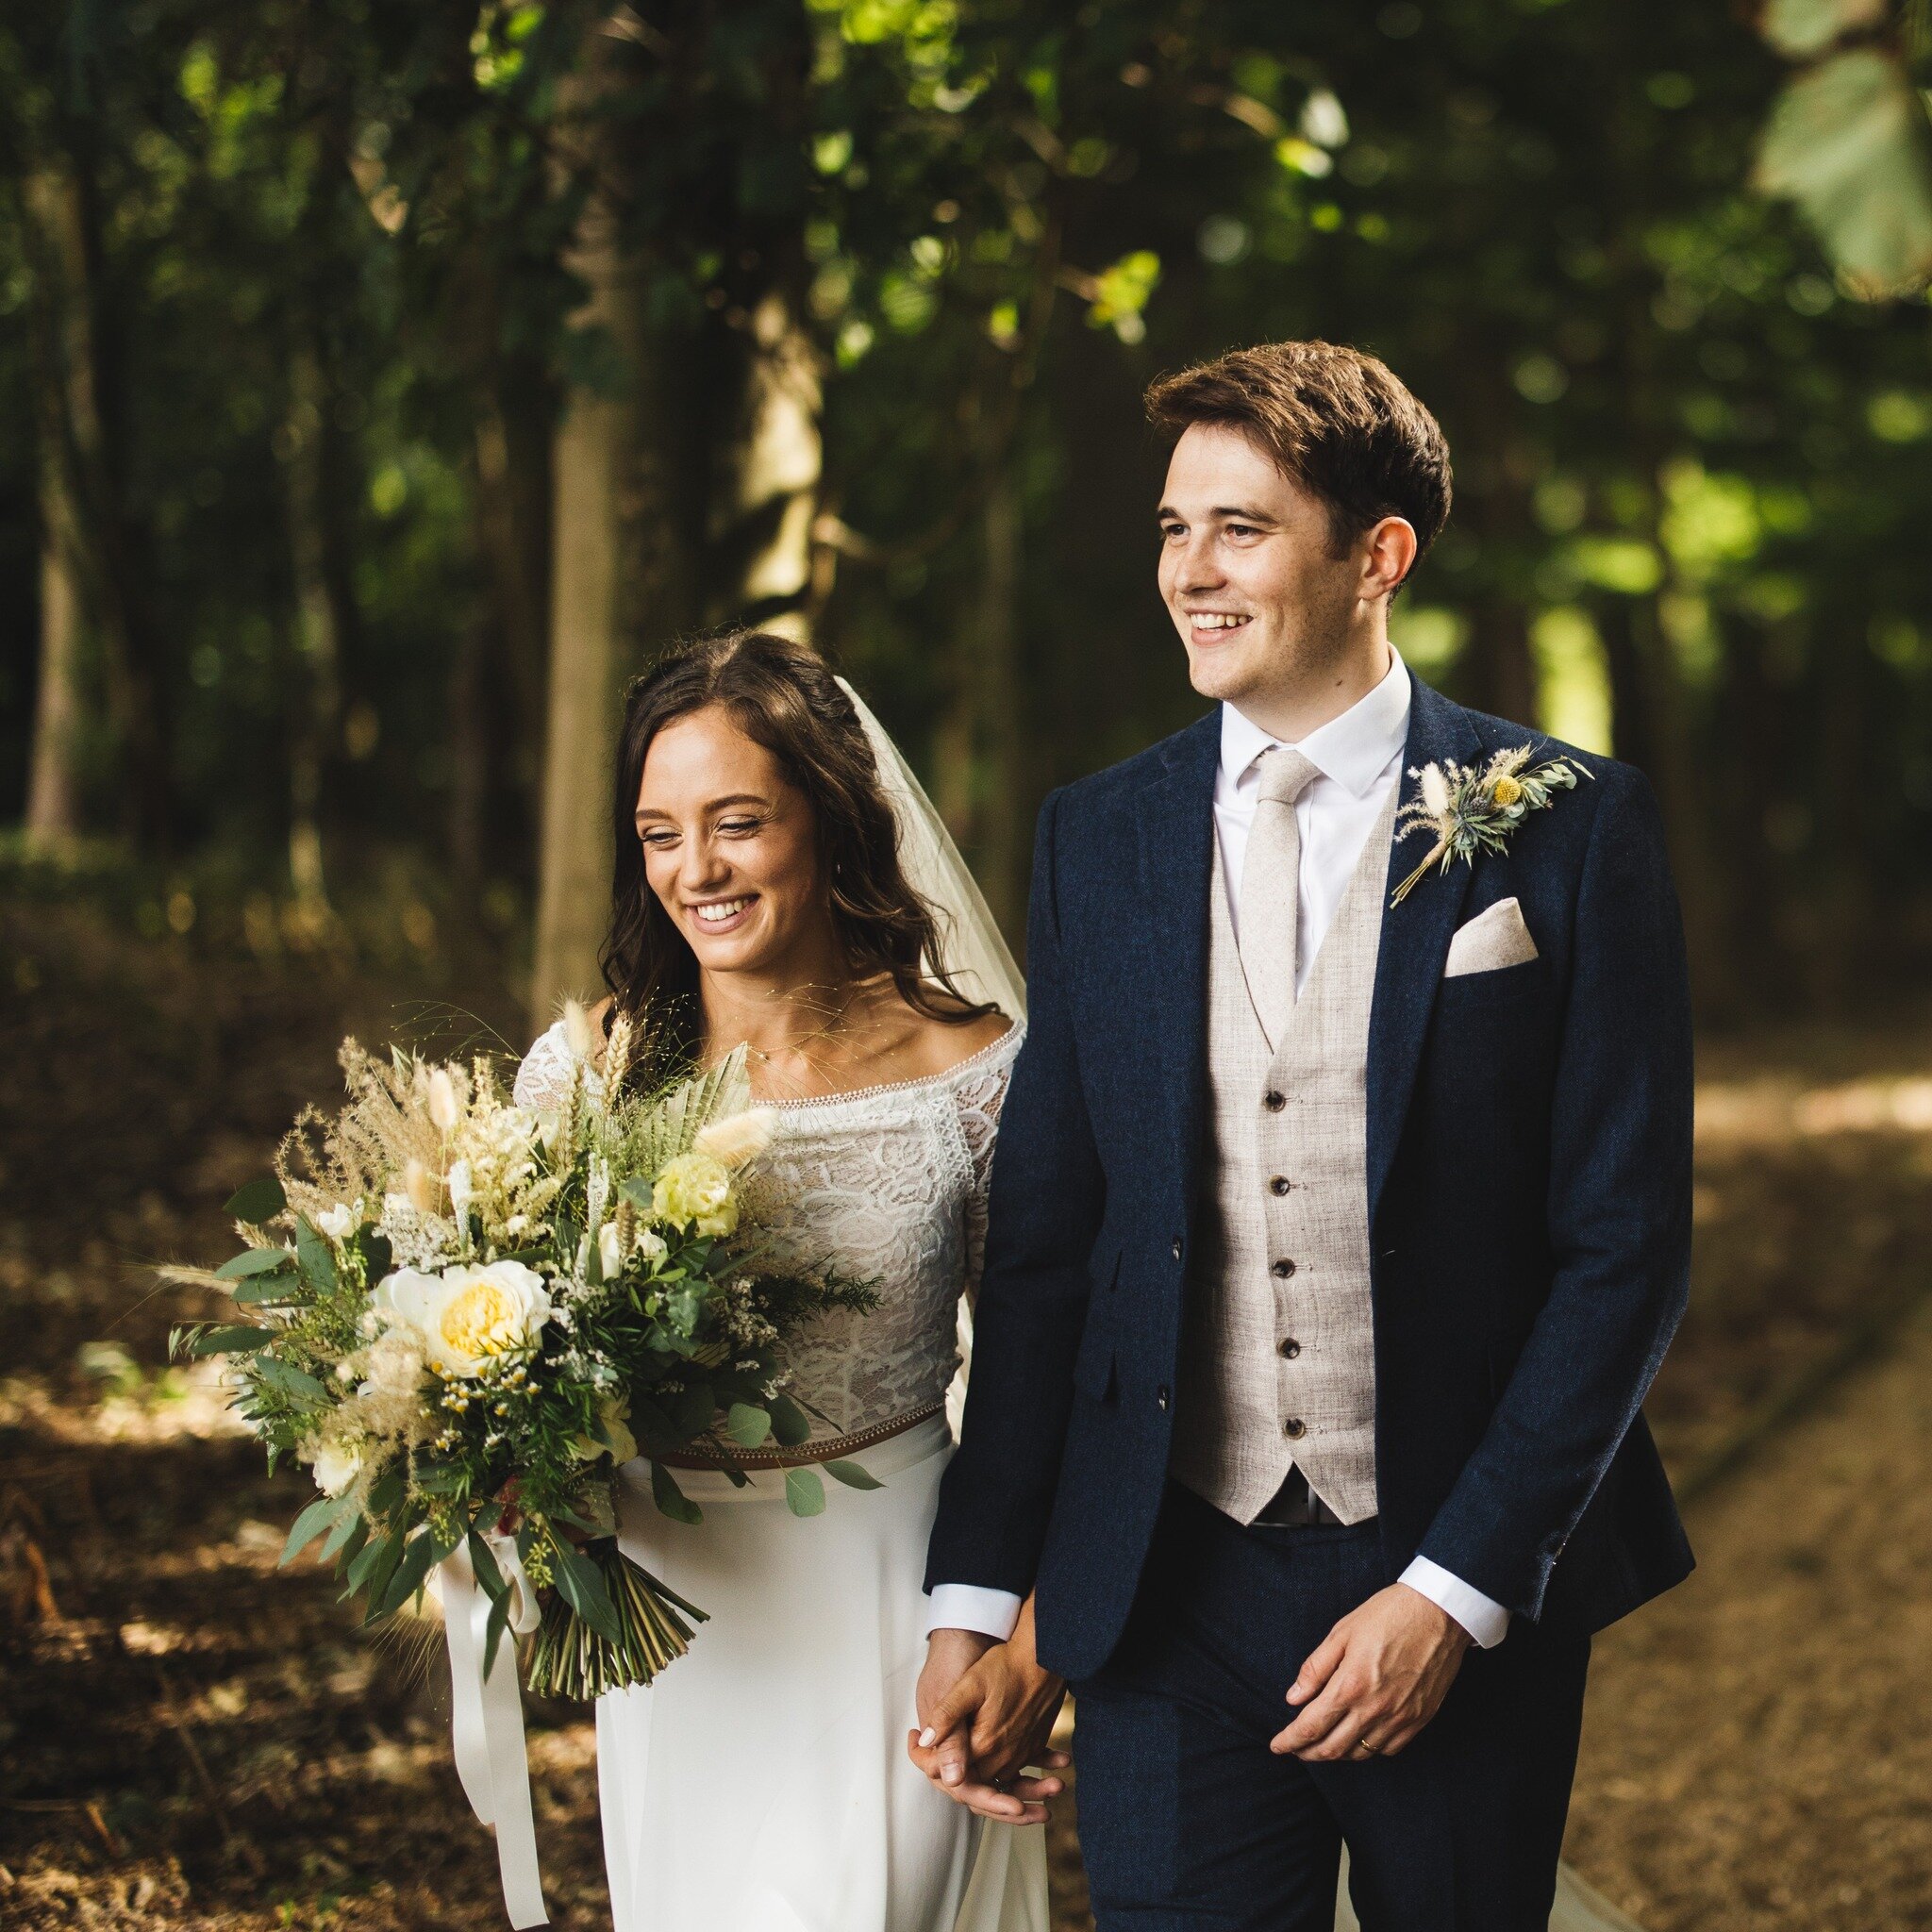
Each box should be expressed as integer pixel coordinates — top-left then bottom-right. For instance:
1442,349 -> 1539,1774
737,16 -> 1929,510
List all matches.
1563,1295 -> 1932,1931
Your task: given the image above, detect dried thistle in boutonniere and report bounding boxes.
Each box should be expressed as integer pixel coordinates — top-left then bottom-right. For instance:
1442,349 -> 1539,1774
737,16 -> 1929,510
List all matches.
1390,743 -> 1592,906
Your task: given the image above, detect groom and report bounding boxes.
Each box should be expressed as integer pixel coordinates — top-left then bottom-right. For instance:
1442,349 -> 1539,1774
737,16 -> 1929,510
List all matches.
917,340 -> 1694,1927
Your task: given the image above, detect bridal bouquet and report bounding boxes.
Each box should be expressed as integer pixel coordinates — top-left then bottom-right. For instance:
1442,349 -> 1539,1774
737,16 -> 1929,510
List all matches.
170,1008 -> 876,1702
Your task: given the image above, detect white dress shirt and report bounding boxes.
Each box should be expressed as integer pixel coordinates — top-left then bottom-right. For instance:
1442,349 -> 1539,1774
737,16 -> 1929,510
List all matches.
928,650 -> 1509,1651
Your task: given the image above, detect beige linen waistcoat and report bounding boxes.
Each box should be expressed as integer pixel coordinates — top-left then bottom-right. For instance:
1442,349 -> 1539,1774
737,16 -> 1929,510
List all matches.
1169,782 -> 1398,1524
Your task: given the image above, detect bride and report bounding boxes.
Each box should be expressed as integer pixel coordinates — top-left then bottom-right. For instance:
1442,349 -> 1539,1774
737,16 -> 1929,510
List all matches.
513,628 -> 1060,1932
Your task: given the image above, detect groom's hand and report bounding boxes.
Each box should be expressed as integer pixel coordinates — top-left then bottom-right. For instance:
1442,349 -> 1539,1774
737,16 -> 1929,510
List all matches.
910,1628 -> 1068,1824
1271,1582 -> 1472,1761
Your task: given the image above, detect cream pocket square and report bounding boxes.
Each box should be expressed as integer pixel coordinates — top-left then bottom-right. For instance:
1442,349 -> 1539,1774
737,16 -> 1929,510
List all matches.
1443,896 -> 1539,978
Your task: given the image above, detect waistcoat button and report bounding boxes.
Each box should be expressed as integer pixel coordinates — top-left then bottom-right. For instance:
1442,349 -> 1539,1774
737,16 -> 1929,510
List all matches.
1171,1237 -> 1183,1261
1278,1338 -> 1300,1359
1264,1091 -> 1286,1112
1156,1385 -> 1171,1411
1272,1257 -> 1296,1278
1282,1417 -> 1307,1440
1268,1174 -> 1291,1196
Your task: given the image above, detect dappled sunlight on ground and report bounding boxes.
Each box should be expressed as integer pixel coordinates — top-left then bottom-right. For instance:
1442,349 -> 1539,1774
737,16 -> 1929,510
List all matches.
4,897 -> 1928,1930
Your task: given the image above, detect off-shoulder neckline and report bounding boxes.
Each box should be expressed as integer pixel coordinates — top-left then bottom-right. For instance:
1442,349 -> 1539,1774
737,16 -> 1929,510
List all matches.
765,1022 -> 1023,1113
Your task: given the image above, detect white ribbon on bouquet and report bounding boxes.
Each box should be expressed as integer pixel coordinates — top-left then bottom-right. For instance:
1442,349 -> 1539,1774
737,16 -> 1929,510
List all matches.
433,1534 -> 548,1929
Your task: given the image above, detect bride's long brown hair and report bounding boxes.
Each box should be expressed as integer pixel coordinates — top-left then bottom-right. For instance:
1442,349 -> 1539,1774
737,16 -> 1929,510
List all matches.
600,630 -> 998,1085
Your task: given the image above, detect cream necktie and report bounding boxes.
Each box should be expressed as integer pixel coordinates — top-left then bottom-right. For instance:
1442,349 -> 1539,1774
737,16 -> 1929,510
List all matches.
1241,747 -> 1322,1048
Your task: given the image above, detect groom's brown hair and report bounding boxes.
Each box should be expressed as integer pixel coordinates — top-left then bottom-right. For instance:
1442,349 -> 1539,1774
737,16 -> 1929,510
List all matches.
1145,341 -> 1453,563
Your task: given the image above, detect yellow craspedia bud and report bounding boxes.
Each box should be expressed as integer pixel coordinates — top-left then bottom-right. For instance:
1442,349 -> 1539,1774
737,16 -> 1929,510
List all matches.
1490,774 -> 1524,808
652,1150 -> 739,1238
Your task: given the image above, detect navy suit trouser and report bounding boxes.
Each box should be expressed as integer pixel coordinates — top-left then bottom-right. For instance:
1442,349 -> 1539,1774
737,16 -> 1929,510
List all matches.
1072,1485 -> 1590,1932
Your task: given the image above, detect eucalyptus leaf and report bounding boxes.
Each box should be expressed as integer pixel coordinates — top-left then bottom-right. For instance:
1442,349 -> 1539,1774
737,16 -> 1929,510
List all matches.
255,1358 -> 328,1402
345,1529 -> 394,1593
767,1394 -> 811,1448
280,1492 -> 346,1568
467,1528 -> 508,1600
723,1402 -> 772,1449
377,1528 -> 440,1615
231,1274 -> 304,1307
215,1246 -> 295,1280
366,1466 -> 407,1520
294,1217 -> 339,1293
190,1323 -> 275,1356
823,1459 -> 884,1491
665,1383 -> 715,1441
323,1511 -> 369,1568
650,1460 -> 703,1525
553,1546 -> 624,1644
225,1177 -> 287,1224
784,1467 -> 826,1517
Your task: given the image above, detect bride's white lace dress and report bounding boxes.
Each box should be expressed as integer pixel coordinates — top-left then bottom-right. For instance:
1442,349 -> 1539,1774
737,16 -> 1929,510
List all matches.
515,1019 -> 1047,1932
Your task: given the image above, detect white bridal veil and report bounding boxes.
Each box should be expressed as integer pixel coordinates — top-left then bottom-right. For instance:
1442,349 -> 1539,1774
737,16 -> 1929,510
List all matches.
836,676 -> 1027,1026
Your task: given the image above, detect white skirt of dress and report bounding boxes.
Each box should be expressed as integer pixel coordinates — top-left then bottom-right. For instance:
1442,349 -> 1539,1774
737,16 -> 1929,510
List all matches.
596,1415 -> 1050,1932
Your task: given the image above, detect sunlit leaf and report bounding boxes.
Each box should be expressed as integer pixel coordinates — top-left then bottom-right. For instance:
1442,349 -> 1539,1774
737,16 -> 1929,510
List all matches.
1757,49 -> 1932,295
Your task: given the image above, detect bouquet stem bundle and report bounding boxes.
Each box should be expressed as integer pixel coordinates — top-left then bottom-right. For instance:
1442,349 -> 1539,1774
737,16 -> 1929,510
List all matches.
524,1541 -> 708,1701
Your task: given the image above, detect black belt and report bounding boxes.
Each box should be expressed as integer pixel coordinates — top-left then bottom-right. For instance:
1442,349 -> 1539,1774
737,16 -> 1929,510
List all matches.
1252,1466 -> 1346,1527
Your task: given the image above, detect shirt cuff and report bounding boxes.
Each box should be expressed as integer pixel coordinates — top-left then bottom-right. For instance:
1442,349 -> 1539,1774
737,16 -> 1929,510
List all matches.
1399,1556 -> 1509,1649
924,1584 -> 1024,1642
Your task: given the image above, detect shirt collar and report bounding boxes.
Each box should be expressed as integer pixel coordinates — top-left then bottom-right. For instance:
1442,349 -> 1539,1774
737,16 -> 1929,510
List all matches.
1219,647 -> 1412,801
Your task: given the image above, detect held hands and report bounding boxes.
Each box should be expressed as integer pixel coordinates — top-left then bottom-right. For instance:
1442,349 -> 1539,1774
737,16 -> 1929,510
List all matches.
1271,1581 -> 1471,1761
908,1604 -> 1070,1825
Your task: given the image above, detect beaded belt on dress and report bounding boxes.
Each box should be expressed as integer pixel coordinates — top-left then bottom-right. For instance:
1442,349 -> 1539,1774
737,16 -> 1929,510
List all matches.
653,1398 -> 947,1470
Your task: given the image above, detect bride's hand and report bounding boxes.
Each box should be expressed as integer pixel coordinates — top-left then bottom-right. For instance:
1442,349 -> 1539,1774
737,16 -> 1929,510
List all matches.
908,1600 -> 1069,1824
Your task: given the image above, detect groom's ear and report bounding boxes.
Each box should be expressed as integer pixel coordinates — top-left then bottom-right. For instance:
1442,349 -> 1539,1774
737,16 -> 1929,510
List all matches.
1361,515 -> 1419,602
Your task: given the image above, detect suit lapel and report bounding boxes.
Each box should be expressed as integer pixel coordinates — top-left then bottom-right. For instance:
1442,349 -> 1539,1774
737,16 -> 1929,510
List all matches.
1135,710 -> 1221,1208
1365,679 -> 1486,1220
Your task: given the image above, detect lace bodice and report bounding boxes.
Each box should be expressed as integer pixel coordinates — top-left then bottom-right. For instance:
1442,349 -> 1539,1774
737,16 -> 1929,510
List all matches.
512,1021 -> 1023,1444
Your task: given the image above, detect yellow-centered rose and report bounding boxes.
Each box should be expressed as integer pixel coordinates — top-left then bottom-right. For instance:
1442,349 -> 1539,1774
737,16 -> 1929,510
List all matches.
652,1150 -> 739,1237
376,1260 -> 553,1377
1490,774 -> 1524,807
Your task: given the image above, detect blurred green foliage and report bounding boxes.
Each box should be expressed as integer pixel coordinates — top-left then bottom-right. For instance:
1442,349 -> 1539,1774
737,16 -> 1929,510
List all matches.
5,0 -> 1932,1016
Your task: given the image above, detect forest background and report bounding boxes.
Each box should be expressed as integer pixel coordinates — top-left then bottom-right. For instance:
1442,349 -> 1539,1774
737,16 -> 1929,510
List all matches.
7,0 -> 1932,1025
6,6 -> 1932,1931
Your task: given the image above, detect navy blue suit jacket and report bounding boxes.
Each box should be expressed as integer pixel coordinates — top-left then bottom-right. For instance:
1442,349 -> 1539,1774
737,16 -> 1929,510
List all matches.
926,677 -> 1696,1682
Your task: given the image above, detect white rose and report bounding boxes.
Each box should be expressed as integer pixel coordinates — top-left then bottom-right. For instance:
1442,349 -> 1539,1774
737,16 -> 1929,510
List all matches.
316,1200 -> 360,1241
597,1221 -> 625,1279
376,1260 -> 552,1378
310,1437 -> 362,1497
693,1107 -> 777,1171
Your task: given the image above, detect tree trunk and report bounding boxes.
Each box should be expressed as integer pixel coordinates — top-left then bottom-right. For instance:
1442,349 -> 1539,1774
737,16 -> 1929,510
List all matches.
1466,595 -> 1537,728
713,290 -> 822,640
474,356 -> 554,799
448,608 -> 491,901
530,33 -> 698,1029
22,146 -> 171,846
25,268 -> 87,849
931,454 -> 1025,943
282,325 -> 344,916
